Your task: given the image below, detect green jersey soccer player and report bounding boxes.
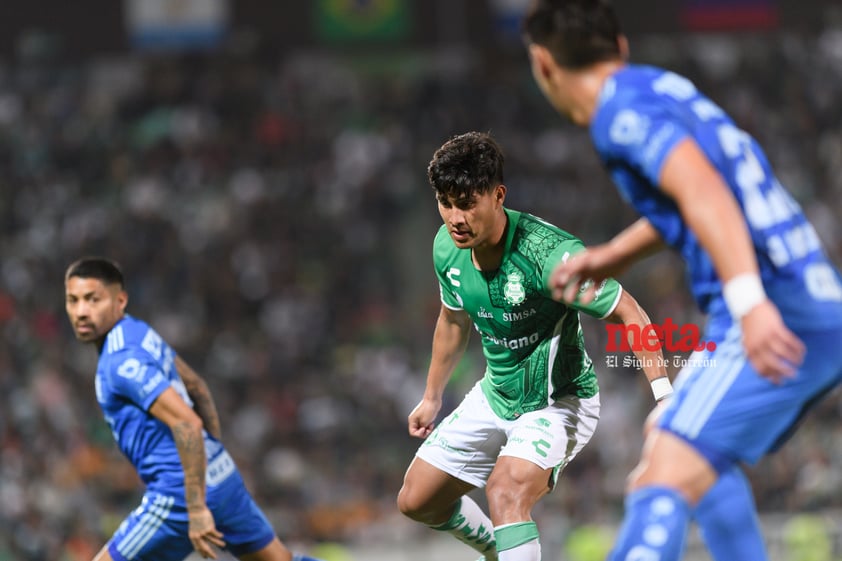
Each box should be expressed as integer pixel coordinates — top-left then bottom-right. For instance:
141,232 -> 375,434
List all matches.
397,132 -> 669,561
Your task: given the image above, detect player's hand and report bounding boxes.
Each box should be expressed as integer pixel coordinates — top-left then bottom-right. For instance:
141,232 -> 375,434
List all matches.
188,506 -> 225,559
741,300 -> 805,384
550,245 -> 623,305
408,398 -> 441,439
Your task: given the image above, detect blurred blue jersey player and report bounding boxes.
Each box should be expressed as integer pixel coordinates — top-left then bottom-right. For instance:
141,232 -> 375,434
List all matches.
64,257 -> 322,561
523,1 -> 842,560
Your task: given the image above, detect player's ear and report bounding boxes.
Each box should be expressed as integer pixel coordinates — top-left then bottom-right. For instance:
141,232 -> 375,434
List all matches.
116,289 -> 129,313
528,43 -> 554,81
496,184 -> 506,205
617,34 -> 630,61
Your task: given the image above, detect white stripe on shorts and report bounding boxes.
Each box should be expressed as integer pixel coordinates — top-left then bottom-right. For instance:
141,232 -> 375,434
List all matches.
117,494 -> 174,560
670,327 -> 743,438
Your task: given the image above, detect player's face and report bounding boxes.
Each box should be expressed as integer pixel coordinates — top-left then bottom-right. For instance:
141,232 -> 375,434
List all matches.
437,185 -> 505,249
65,276 -> 127,343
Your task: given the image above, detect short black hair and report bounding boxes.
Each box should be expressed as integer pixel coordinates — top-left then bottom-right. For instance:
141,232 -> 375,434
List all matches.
427,131 -> 504,201
522,0 -> 623,69
65,257 -> 125,288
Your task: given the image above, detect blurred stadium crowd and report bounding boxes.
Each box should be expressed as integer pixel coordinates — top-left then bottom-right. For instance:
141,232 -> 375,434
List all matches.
1,17 -> 842,561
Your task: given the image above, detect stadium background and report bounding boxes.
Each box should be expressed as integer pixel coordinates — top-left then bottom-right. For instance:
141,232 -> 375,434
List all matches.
0,1 -> 840,560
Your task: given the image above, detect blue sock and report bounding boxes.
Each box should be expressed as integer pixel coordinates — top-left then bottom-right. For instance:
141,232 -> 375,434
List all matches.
694,467 -> 768,561
608,486 -> 690,561
292,555 -> 323,561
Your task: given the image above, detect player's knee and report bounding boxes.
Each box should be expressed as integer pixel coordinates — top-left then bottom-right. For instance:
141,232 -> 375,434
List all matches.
395,484 -> 415,516
486,477 -> 531,518
625,461 -> 647,493
396,484 -> 433,522
642,402 -> 667,438
92,544 -> 114,561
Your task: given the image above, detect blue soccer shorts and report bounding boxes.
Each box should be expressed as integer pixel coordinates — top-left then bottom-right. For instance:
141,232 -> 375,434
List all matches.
107,472 -> 276,561
658,325 -> 842,473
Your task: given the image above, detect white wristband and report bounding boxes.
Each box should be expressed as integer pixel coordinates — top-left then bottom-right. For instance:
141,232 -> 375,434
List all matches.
723,273 -> 767,319
650,377 -> 673,402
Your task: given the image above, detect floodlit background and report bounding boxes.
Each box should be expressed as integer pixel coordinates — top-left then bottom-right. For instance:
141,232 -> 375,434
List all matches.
0,1 -> 841,560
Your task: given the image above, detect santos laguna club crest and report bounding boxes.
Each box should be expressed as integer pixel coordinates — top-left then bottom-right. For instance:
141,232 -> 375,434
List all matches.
503,271 -> 526,305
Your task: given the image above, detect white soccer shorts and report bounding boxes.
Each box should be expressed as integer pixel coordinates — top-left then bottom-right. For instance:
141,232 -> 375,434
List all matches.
416,381 -> 600,488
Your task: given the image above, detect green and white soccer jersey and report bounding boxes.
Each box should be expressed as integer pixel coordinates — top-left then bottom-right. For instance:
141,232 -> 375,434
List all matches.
434,208 -> 622,420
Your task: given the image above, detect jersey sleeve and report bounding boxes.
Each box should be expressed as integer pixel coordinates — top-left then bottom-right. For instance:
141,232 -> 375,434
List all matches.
593,93 -> 690,188
542,238 -> 623,320
437,279 -> 463,310
433,227 -> 464,310
106,348 -> 171,411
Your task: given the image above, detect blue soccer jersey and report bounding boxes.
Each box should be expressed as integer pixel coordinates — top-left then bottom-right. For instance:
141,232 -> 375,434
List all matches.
96,315 -> 235,499
586,64 -> 842,473
590,65 -> 842,338
96,315 -> 277,561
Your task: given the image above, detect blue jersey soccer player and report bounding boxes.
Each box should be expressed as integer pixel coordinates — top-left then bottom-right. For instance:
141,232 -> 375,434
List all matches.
64,257 -> 322,561
523,1 -> 842,560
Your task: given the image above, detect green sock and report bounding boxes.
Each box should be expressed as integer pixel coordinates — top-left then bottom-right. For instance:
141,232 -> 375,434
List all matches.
431,496 -> 497,558
495,521 -> 540,560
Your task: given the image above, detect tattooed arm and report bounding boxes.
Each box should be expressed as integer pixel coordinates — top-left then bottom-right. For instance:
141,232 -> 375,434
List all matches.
149,388 -> 225,558
174,356 -> 222,440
